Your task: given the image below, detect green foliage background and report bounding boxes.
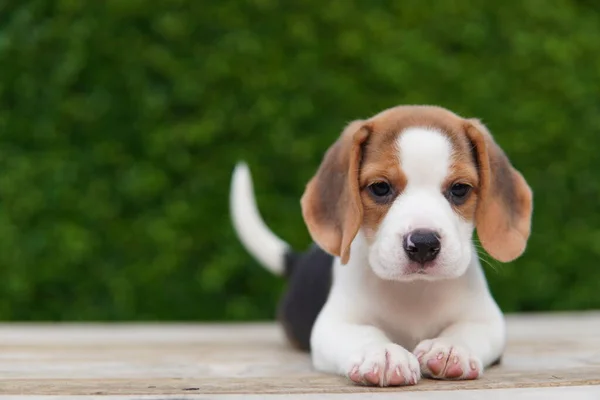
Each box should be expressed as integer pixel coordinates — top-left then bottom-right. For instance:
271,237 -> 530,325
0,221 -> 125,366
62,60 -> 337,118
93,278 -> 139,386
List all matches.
0,0 -> 598,321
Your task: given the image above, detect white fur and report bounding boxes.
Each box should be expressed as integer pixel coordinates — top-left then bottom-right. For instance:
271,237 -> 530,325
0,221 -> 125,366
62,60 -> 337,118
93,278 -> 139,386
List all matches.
310,128 -> 506,386
230,162 -> 289,275
368,128 -> 473,282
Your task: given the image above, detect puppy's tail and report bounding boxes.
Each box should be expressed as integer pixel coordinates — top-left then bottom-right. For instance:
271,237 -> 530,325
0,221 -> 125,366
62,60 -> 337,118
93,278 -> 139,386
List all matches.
230,162 -> 293,276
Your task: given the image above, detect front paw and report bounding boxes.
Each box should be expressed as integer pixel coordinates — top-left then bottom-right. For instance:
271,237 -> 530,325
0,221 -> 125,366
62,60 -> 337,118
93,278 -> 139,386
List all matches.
413,339 -> 482,380
346,343 -> 420,387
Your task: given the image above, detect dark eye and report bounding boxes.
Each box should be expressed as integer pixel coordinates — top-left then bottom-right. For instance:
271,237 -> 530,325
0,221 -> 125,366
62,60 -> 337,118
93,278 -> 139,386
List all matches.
368,181 -> 392,199
448,183 -> 472,204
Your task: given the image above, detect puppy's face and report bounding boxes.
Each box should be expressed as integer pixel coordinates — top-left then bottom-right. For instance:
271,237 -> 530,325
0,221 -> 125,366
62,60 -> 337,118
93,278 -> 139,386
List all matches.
301,105 -> 533,282
360,127 -> 479,281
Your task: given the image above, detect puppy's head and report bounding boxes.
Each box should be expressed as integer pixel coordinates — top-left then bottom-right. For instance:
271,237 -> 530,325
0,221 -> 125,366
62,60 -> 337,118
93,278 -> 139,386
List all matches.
301,105 -> 533,281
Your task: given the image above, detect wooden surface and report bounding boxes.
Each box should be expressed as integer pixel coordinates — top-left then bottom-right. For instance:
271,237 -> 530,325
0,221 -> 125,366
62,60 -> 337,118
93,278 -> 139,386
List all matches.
1,312 -> 600,399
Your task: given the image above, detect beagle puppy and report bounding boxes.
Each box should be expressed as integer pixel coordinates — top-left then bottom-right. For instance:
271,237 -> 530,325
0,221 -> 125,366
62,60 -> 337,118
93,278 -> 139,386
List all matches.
229,105 -> 533,387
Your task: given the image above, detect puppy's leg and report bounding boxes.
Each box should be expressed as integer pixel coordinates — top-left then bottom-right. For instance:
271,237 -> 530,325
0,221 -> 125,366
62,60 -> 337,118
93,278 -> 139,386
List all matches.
413,306 -> 505,380
311,305 -> 420,387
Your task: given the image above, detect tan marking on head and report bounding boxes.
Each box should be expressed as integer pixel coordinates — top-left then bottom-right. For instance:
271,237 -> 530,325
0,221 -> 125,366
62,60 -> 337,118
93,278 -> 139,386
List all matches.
301,105 -> 532,264
359,130 -> 407,241
358,105 -> 481,239
444,132 -> 480,222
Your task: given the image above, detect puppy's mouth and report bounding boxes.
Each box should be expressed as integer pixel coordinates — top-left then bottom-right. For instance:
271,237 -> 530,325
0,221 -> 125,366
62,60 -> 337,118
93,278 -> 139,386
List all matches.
404,261 -> 438,275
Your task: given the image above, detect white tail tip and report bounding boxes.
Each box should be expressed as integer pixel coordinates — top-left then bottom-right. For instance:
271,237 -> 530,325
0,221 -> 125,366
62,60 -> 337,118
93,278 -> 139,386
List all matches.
229,162 -> 288,275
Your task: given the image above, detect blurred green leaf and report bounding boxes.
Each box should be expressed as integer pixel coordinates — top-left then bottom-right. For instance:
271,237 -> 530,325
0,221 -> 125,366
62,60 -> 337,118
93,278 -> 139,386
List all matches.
0,0 -> 598,321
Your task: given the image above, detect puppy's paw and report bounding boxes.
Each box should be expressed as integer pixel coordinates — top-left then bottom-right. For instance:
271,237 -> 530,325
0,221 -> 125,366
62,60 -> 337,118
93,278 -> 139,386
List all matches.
413,339 -> 482,380
346,343 -> 420,387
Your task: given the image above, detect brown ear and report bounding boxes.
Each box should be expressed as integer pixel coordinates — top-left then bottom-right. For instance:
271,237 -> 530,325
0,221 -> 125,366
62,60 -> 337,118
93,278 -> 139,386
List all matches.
300,120 -> 370,264
465,119 -> 533,262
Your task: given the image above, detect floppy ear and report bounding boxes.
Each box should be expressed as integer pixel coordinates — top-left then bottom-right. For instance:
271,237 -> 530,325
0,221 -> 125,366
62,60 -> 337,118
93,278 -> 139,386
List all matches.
300,120 -> 370,265
465,119 -> 533,262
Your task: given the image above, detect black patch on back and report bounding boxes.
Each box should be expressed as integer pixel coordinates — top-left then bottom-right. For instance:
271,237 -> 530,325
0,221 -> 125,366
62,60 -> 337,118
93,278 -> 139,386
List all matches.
277,243 -> 334,352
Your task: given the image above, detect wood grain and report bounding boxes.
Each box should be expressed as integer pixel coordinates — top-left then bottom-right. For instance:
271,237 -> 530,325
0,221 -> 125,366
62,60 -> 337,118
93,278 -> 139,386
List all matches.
0,312 -> 599,396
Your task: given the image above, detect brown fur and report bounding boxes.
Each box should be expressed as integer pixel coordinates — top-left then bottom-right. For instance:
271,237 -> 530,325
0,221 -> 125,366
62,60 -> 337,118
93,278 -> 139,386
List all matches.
301,121 -> 370,264
301,105 -> 533,264
359,129 -> 408,241
465,119 -> 533,262
445,133 -> 480,222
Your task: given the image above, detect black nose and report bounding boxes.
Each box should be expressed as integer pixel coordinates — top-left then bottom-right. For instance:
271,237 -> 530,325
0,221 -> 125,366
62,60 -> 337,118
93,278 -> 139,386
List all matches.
403,229 -> 441,264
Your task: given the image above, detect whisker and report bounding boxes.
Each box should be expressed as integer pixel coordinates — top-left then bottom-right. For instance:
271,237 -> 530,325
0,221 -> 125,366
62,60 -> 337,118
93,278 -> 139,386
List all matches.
473,247 -> 499,272
480,258 -> 497,272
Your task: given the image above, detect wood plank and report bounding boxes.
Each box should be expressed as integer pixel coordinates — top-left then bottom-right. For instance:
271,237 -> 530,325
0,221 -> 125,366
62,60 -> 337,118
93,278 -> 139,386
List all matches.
3,386 -> 600,400
0,312 -> 599,397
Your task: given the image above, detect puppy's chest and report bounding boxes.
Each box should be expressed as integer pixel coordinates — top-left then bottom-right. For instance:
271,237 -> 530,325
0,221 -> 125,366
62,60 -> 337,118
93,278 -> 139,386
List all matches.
362,284 -> 460,349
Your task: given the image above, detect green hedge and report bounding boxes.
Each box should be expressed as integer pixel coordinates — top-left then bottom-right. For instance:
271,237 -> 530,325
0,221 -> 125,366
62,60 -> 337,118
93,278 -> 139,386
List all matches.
0,1 -> 599,320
